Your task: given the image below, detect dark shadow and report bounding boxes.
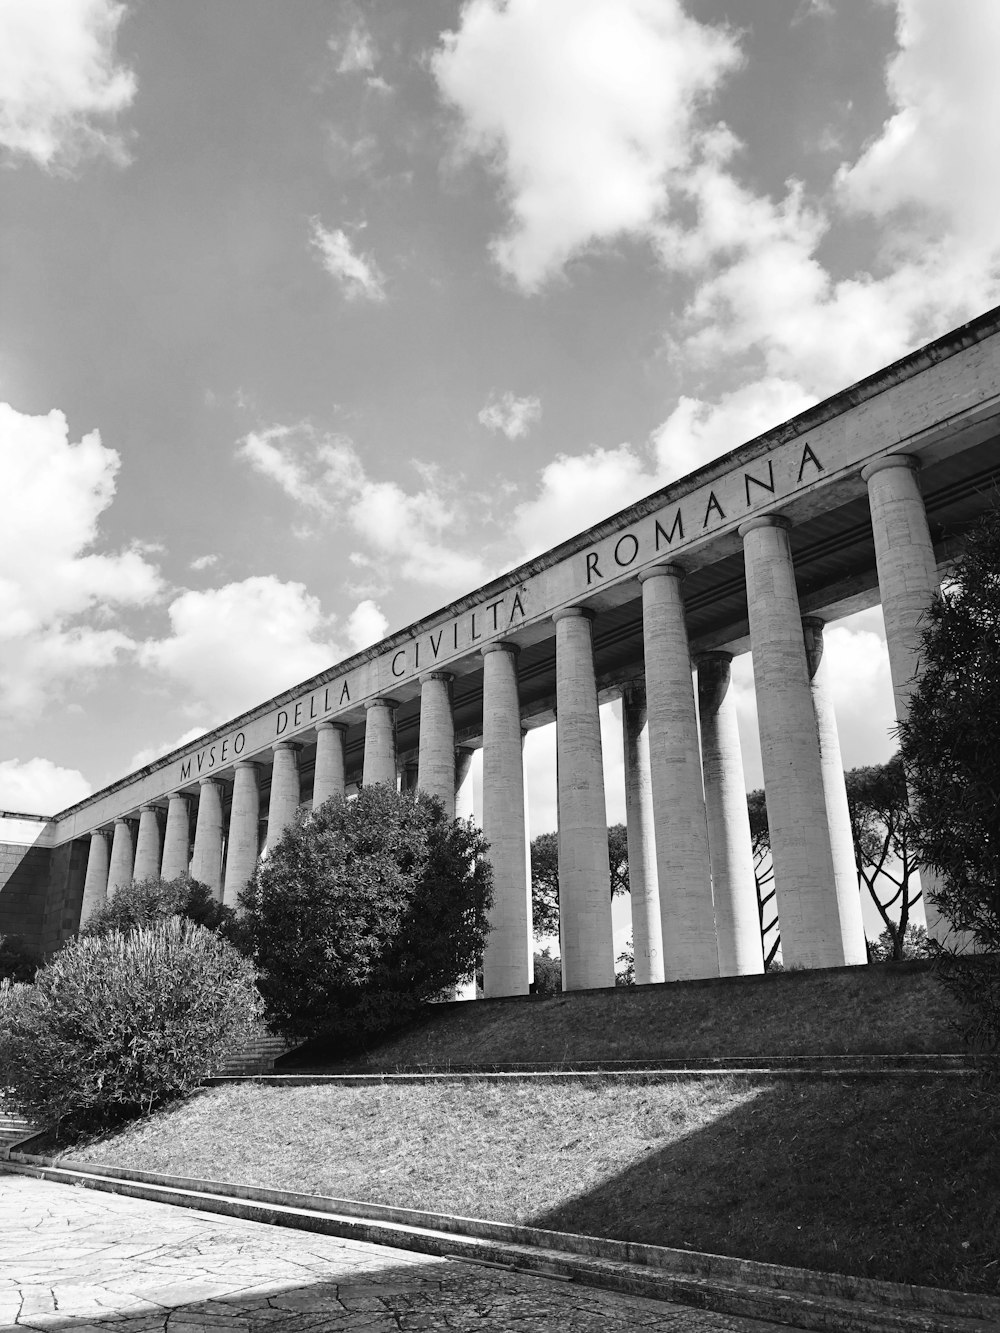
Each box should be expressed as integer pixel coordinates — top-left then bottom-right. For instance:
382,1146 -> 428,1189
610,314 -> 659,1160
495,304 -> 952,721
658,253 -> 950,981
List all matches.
527,1075 -> 1000,1297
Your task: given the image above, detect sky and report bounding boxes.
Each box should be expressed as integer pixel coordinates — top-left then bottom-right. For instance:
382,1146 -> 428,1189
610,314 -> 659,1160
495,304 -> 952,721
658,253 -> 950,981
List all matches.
2,0 -> 999,948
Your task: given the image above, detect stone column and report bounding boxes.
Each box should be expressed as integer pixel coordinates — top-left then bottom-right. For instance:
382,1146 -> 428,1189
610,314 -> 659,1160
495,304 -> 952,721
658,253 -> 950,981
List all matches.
79,829 -> 109,927
190,777 -> 224,899
862,454 -> 948,942
266,742 -> 302,850
132,805 -> 163,883
802,619 -> 868,964
418,673 -> 456,817
621,681 -> 664,984
552,607 -> 614,991
224,761 -> 261,909
313,721 -> 347,808
455,746 -> 476,821
639,566 -> 718,980
696,652 -> 762,976
106,817 -> 135,897
522,730 -> 535,987
480,642 -> 529,997
160,793 -> 191,880
739,515 -> 853,968
363,698 -> 398,788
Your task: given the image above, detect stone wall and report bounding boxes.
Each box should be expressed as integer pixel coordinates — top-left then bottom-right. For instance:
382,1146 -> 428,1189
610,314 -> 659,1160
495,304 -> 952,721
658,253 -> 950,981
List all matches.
0,814 -> 82,959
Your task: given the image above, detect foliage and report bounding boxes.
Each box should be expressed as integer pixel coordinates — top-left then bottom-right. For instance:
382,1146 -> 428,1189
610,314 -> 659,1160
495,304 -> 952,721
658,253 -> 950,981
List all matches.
531,949 -> 562,997
746,790 -> 780,970
240,787 -> 493,1045
82,875 -> 233,938
0,934 -> 39,983
845,757 -> 922,961
896,504 -> 1000,1046
868,923 -> 931,963
530,823 -> 629,939
0,919 -> 261,1135
615,936 -> 635,986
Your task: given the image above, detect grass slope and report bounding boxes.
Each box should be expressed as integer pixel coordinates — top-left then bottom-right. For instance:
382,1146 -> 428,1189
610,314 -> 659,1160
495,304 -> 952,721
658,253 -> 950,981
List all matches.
283,962 -> 965,1070
64,1075 -> 999,1295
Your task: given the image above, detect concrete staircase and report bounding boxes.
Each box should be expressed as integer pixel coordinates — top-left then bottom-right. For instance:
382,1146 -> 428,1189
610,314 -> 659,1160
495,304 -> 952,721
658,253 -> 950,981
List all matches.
212,1033 -> 291,1076
0,1107 -> 39,1158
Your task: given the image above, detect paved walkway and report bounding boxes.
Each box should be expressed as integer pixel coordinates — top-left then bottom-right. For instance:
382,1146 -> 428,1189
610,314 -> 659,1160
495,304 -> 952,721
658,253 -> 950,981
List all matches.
0,1172 -> 796,1332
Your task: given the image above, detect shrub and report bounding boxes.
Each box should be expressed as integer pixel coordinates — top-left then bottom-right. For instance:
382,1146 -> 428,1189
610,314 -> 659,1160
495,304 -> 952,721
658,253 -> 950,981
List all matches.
240,786 -> 493,1045
0,918 -> 261,1136
0,934 -> 39,983
83,875 -> 232,937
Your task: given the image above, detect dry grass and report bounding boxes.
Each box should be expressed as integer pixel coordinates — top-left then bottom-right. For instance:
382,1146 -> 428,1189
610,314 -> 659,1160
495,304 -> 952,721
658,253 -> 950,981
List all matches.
286,962 -> 965,1070
62,1073 -> 1000,1295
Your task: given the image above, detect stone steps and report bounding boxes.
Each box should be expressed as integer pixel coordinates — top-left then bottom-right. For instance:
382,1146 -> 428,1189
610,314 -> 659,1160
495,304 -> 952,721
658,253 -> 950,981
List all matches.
212,1033 -> 291,1076
4,1154 -> 997,1333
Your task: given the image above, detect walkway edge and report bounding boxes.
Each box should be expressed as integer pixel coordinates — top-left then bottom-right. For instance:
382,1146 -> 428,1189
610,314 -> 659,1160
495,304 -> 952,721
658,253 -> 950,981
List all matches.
3,1155 -> 996,1333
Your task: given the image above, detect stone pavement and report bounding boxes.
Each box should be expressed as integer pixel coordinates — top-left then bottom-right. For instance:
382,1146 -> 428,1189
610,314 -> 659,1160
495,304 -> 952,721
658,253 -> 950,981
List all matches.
0,1172 -> 797,1332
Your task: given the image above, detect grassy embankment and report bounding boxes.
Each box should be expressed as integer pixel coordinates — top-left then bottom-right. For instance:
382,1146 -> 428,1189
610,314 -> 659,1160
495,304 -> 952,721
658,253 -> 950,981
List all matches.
53,963 -> 1000,1295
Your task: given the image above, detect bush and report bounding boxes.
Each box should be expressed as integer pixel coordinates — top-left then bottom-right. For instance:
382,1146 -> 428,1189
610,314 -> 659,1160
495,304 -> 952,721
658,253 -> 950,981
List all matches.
0,918 -> 261,1136
0,934 -> 39,983
240,786 -> 493,1045
83,875 -> 233,938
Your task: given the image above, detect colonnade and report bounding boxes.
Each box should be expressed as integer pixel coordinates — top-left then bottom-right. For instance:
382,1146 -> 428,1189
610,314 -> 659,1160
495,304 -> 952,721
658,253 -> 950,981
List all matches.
77,456 -> 943,994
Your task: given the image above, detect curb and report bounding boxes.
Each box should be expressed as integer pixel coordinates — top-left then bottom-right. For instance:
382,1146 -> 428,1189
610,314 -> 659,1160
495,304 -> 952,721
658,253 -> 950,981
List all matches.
3,1155 -> 996,1333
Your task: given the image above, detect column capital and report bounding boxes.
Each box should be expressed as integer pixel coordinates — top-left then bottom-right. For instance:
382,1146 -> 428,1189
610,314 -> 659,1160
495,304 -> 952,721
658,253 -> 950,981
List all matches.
315,719 -> 348,733
638,562 -> 684,583
481,640 -> 519,659
234,758 -> 263,772
167,790 -> 190,803
138,803 -> 159,814
198,775 -> 224,788
364,696 -> 398,711
272,740 -> 303,753
552,604 -> 595,624
422,670 -> 454,683
737,513 -> 790,538
113,814 -> 130,824
861,453 -> 919,482
695,651 -> 733,717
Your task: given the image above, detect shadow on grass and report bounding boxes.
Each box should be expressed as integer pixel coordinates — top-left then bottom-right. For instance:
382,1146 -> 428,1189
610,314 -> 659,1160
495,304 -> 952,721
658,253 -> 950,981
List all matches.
530,1076 -> 1000,1296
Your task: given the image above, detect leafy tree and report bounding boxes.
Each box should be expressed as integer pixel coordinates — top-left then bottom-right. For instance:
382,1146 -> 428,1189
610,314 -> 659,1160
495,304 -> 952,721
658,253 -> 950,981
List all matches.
531,948 -> 562,997
615,935 -> 636,986
240,787 -> 493,1044
747,790 -> 780,970
845,757 -> 921,961
0,919 -> 260,1137
530,823 -> 629,939
896,504 -> 1000,1046
82,875 -> 232,938
868,923 -> 931,963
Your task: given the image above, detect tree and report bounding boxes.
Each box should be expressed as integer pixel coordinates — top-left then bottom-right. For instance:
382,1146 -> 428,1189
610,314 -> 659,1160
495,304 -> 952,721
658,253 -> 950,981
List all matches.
896,504 -> 1000,1045
530,823 -> 629,939
532,949 -> 562,997
0,919 -> 260,1137
82,875 -> 231,939
747,790 -> 780,970
240,787 -> 493,1044
615,936 -> 636,986
845,757 -> 922,961
869,923 -> 931,963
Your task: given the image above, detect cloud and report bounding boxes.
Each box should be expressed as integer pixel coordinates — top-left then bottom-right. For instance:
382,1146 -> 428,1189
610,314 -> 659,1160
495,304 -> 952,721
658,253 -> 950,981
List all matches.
433,0 -> 739,291
0,402 -> 161,713
309,219 -> 386,302
0,0 -> 136,170
128,726 -> 209,774
140,576 -> 341,721
0,757 -> 91,816
238,423 -> 487,589
344,599 -> 389,651
328,7 -> 378,75
478,390 -> 541,440
189,554 -> 218,572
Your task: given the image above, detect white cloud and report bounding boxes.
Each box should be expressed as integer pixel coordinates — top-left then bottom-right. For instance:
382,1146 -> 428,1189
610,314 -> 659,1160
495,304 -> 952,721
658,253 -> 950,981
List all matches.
0,402 -> 161,713
0,0 -> 136,169
511,444 -> 652,560
433,0 -> 739,292
189,554 -> 218,572
344,598 -> 389,651
478,390 -> 541,440
238,423 -> 487,589
328,7 -> 378,75
0,757 -> 91,815
128,726 -> 208,774
139,576 -> 340,721
309,219 -> 386,302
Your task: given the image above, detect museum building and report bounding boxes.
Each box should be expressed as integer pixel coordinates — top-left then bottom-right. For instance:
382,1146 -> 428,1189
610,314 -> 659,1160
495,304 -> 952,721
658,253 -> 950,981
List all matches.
2,308 -> 999,991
